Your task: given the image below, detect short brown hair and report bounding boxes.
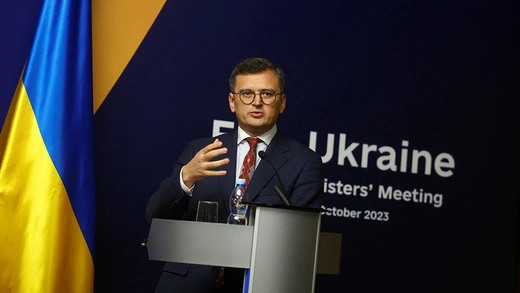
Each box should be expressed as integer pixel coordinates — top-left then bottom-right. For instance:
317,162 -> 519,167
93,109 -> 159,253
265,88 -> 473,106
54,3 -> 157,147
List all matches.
229,58 -> 285,92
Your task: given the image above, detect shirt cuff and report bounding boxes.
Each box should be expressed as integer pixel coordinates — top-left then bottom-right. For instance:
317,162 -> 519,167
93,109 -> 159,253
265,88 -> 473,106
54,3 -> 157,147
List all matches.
180,166 -> 195,196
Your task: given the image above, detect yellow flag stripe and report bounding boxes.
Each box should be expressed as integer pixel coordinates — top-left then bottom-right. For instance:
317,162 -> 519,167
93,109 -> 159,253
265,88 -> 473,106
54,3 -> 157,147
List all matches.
0,80 -> 93,293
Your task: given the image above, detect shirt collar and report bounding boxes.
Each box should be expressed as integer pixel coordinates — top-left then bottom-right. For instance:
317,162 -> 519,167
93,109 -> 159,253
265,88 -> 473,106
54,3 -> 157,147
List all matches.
237,125 -> 277,145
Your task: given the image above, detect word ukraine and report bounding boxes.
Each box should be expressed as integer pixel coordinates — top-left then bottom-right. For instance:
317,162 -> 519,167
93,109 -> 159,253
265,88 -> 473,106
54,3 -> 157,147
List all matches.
309,131 -> 455,178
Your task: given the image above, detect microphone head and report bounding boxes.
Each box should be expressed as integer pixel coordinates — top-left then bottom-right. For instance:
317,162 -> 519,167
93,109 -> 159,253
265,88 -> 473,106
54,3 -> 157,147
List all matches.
258,150 -> 267,159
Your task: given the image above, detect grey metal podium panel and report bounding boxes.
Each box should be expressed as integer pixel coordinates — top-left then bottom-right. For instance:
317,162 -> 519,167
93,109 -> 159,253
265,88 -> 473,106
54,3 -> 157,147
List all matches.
316,232 -> 342,274
147,219 -> 254,268
247,206 -> 321,293
147,209 -> 340,293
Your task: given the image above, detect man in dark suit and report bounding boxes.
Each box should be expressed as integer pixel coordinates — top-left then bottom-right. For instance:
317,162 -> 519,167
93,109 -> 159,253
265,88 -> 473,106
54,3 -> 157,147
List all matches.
146,58 -> 323,293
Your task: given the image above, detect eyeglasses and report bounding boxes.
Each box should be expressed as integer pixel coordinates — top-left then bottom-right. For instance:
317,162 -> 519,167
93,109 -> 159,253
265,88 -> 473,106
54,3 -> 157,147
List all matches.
232,90 -> 283,105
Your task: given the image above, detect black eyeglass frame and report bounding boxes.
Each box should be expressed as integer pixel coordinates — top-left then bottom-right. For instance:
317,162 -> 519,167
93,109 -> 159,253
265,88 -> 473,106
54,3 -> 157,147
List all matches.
231,91 -> 283,105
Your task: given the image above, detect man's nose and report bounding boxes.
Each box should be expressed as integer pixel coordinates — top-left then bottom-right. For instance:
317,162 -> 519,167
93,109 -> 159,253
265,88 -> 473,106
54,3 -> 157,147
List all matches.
251,94 -> 263,106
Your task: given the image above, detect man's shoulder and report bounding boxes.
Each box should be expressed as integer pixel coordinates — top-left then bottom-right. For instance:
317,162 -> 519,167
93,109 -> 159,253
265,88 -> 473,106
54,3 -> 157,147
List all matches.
187,131 -> 237,147
273,132 -> 320,158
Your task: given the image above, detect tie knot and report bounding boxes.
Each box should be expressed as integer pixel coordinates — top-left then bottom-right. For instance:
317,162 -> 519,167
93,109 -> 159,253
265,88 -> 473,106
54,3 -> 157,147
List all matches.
246,137 -> 260,148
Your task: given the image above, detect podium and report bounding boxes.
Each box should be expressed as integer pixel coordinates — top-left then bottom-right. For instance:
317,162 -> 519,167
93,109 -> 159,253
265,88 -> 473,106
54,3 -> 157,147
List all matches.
147,203 -> 341,293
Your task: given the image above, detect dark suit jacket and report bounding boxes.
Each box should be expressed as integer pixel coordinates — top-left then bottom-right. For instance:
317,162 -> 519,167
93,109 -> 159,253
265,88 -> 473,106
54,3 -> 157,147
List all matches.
146,130 -> 323,293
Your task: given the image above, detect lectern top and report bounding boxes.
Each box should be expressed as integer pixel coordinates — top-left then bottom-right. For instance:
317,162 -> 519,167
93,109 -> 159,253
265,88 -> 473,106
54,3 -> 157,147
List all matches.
243,201 -> 323,213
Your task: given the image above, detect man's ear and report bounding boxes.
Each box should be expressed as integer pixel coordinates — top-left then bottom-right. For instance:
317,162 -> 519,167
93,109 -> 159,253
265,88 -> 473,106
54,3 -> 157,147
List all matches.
228,92 -> 236,113
279,94 -> 287,113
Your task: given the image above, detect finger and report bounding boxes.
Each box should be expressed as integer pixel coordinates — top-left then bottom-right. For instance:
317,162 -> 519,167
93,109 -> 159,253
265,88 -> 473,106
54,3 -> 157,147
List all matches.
204,147 -> 228,160
201,139 -> 223,153
204,158 -> 230,170
202,170 -> 227,177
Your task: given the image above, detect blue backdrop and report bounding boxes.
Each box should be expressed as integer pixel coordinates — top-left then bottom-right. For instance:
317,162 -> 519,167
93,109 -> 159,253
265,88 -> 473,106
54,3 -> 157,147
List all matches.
1,1 -> 518,292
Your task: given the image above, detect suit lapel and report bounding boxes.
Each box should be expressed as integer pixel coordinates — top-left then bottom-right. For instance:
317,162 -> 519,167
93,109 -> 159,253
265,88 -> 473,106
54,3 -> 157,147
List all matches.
247,132 -> 289,202
218,131 -> 238,215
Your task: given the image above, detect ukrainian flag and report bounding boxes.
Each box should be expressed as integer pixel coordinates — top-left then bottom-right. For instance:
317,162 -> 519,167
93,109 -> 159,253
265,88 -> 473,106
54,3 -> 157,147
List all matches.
0,0 -> 95,292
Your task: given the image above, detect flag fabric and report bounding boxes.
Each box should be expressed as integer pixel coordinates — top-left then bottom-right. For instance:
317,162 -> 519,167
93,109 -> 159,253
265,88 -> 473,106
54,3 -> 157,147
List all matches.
0,0 -> 95,292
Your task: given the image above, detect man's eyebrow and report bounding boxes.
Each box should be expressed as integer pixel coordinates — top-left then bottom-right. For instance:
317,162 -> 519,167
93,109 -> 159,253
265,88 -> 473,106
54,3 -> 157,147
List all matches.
238,88 -> 275,91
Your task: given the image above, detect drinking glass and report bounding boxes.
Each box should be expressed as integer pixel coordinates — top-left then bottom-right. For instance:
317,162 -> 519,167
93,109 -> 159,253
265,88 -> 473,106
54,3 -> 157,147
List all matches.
196,201 -> 219,223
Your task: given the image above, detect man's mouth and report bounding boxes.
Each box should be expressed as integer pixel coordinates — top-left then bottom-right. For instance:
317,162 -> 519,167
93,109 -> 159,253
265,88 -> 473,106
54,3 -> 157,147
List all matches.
249,111 -> 264,118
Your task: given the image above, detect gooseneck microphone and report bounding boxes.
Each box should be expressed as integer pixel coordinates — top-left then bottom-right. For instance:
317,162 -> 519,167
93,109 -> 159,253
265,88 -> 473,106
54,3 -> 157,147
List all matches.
258,150 -> 291,206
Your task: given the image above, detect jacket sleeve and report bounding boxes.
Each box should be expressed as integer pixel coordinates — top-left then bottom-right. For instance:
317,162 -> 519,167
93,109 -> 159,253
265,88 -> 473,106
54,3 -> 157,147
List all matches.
288,150 -> 324,208
145,141 -> 196,224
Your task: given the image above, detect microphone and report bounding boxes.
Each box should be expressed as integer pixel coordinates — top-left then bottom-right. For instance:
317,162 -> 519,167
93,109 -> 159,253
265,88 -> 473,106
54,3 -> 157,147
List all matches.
258,150 -> 291,206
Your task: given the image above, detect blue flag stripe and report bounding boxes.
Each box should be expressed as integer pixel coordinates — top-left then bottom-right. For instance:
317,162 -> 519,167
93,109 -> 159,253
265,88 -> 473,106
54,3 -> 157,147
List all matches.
23,0 -> 95,254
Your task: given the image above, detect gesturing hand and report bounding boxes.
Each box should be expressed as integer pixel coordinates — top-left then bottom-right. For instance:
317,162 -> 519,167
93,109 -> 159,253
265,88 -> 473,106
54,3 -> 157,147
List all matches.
181,139 -> 230,188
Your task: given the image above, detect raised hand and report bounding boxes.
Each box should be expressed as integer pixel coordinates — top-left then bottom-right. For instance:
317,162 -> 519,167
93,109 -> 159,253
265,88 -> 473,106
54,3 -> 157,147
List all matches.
181,139 -> 230,188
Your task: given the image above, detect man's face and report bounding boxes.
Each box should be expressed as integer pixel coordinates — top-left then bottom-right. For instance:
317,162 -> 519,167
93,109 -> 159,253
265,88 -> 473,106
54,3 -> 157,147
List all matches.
228,69 -> 286,137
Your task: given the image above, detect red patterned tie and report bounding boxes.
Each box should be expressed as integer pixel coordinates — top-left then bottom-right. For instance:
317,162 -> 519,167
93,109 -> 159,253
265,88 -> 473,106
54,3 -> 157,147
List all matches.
239,137 -> 260,187
215,138 -> 260,287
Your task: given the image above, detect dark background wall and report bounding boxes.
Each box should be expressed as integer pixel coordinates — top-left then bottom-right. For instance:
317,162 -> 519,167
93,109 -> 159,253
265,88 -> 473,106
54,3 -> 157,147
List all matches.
1,1 -> 518,292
